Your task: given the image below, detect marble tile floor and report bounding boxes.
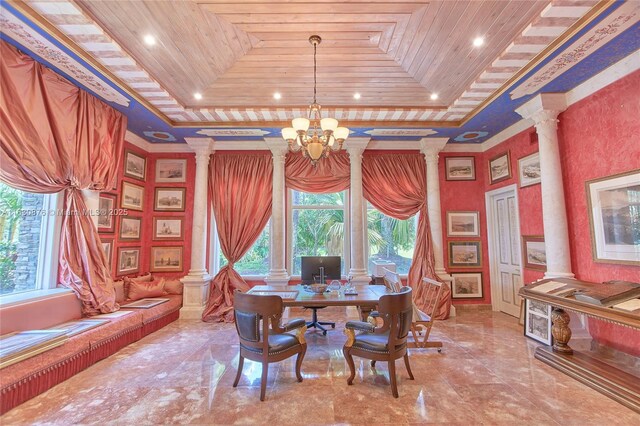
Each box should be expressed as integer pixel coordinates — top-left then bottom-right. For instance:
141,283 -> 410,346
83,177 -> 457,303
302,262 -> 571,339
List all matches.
2,308 -> 639,425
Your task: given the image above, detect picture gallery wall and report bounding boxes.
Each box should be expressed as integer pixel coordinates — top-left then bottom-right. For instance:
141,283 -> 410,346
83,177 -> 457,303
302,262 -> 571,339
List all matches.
97,142 -> 196,279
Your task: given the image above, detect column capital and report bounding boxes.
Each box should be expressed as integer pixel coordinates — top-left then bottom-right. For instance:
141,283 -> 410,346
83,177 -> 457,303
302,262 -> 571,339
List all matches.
263,137 -> 289,158
345,137 -> 370,157
184,137 -> 215,159
419,137 -> 449,162
515,93 -> 567,124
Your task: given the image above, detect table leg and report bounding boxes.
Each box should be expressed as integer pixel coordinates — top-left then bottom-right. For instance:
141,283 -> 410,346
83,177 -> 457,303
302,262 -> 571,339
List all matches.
359,306 -> 373,321
551,308 -> 573,354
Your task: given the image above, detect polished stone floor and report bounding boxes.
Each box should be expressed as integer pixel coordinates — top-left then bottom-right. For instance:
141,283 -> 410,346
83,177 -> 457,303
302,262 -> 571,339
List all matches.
2,308 -> 639,425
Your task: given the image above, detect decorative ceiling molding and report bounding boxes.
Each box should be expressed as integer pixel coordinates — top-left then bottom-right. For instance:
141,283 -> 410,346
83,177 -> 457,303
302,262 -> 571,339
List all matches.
16,0 -> 599,126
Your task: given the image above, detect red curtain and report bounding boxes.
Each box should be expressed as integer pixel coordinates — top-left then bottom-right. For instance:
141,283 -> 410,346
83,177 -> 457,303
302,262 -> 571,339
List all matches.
285,151 -> 350,193
362,153 -> 451,319
0,41 -> 126,315
202,153 -> 273,322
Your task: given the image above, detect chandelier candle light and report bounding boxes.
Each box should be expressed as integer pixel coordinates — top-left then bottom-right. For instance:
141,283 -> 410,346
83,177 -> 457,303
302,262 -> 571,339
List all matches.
282,35 -> 349,165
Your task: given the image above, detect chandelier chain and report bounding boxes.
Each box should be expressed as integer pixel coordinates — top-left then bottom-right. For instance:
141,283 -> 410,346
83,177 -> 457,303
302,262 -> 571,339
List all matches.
313,41 -> 317,104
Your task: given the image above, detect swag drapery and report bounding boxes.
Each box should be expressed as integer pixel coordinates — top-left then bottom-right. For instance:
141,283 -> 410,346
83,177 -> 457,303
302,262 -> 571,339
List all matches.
202,153 -> 273,322
285,151 -> 350,193
0,41 -> 126,315
362,153 -> 451,320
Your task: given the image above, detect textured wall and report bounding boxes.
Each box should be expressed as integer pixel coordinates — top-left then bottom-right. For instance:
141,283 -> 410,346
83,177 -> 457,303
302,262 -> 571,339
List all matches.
439,69 -> 639,354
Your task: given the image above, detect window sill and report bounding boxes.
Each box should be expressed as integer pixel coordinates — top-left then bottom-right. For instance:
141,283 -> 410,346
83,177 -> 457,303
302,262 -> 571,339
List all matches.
0,288 -> 73,308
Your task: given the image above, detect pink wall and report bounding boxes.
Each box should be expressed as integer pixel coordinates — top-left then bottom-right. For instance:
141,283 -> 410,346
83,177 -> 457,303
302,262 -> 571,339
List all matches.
98,142 -> 196,280
439,70 -> 639,354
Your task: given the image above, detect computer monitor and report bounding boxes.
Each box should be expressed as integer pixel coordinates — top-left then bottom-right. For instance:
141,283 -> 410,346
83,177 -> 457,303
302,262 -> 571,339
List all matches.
300,256 -> 341,284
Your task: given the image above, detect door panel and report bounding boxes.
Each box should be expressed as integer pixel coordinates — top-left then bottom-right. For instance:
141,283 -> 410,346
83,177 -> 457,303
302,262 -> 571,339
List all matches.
489,188 -> 522,317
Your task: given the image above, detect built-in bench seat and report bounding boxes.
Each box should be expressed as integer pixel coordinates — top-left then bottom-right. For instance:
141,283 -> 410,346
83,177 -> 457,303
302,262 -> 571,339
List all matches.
0,292 -> 182,414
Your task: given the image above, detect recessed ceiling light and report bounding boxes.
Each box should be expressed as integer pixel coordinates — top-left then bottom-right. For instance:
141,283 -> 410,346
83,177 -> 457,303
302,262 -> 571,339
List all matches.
430,93 -> 438,100
273,92 -> 282,100
143,34 -> 156,46
473,37 -> 484,47
194,92 -> 202,100
353,93 -> 361,100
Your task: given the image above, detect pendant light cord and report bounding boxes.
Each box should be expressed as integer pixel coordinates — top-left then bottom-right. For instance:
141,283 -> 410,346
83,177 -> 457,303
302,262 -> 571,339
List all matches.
313,41 -> 317,104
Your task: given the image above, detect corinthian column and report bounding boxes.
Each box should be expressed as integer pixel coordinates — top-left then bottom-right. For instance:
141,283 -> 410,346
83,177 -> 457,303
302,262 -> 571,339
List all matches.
181,137 -> 214,319
264,138 -> 290,284
420,138 -> 455,317
346,138 -> 370,284
516,94 -> 573,278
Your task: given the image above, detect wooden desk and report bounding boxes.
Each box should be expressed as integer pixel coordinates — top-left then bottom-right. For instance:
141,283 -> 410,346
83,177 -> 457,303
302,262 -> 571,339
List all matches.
519,278 -> 640,413
248,284 -> 390,321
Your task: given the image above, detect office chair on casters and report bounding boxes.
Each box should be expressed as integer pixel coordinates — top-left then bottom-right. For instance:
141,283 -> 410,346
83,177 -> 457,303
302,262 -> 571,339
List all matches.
304,306 -> 335,336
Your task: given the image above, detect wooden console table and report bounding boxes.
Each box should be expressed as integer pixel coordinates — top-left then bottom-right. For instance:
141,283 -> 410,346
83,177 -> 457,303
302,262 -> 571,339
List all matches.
519,278 -> 640,413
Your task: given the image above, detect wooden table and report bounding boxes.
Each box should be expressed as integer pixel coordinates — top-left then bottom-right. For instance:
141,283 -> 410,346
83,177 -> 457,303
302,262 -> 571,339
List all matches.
519,278 -> 640,413
247,284 -> 390,321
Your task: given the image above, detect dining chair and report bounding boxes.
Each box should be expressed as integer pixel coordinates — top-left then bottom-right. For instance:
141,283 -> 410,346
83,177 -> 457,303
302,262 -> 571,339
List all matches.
409,277 -> 444,351
233,291 -> 307,401
343,286 -> 414,398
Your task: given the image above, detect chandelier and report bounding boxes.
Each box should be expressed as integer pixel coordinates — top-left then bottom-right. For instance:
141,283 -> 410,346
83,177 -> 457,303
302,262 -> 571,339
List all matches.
281,35 -> 349,165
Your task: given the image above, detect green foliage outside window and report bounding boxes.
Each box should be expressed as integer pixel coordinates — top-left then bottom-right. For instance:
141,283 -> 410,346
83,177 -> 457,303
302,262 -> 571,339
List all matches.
219,221 -> 270,276
0,183 -> 22,294
367,205 -> 417,275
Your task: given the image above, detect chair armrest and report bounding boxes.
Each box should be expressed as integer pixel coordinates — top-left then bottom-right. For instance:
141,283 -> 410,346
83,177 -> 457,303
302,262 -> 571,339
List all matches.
368,311 -> 380,317
282,318 -> 306,332
345,320 -> 375,333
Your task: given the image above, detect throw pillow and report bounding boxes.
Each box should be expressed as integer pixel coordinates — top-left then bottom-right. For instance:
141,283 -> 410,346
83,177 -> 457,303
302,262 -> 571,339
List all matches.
164,279 -> 183,295
113,280 -> 126,303
128,278 -> 167,301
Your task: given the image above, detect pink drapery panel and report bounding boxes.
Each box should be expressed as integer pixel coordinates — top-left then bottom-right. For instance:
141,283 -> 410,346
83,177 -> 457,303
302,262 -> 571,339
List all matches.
0,41 -> 126,315
285,151 -> 350,193
202,153 -> 273,322
362,153 -> 451,320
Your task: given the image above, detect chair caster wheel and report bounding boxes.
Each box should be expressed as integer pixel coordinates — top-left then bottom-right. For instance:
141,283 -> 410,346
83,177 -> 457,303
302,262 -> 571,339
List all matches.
437,348 -> 442,353
322,331 -> 327,336
331,325 -> 336,329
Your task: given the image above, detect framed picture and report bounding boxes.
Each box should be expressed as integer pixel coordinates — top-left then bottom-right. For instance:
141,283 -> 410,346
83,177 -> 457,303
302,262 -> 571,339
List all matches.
154,187 -> 186,211
522,235 -> 546,271
451,273 -> 483,299
153,217 -> 184,240
586,170 -> 640,265
117,247 -> 140,276
150,246 -> 183,272
97,193 -> 116,233
518,152 -> 541,188
445,157 -> 476,181
448,241 -> 482,268
488,151 -> 511,184
123,149 -> 146,181
101,238 -> 113,264
119,216 -> 142,241
155,159 -> 187,183
525,299 -> 552,345
446,211 -> 480,237
121,181 -> 144,211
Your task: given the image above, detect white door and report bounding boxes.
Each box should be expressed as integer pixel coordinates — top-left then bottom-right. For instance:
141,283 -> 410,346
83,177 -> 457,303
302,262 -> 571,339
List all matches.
486,184 -> 522,317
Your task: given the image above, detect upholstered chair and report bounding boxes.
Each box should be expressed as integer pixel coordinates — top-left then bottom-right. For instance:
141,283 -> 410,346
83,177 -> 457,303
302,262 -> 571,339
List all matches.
343,287 -> 414,398
233,291 -> 308,401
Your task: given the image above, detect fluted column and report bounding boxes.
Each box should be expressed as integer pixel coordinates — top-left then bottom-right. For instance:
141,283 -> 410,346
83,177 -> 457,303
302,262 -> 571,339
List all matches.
181,137 -> 214,319
516,94 -> 574,278
420,138 -> 455,317
347,138 -> 370,284
264,138 -> 290,284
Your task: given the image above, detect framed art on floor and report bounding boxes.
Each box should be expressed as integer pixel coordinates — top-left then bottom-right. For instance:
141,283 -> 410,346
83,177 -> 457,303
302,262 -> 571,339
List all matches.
524,299 -> 552,345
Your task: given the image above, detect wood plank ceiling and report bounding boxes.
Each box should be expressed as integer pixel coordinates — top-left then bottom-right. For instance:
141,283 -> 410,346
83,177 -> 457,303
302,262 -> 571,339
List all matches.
76,0 -> 550,110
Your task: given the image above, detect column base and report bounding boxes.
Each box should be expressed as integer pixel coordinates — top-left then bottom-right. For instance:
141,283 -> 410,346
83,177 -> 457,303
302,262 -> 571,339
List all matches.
544,271 -> 575,279
264,270 -> 290,285
179,273 -> 212,320
348,269 -> 371,285
435,270 -> 456,317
